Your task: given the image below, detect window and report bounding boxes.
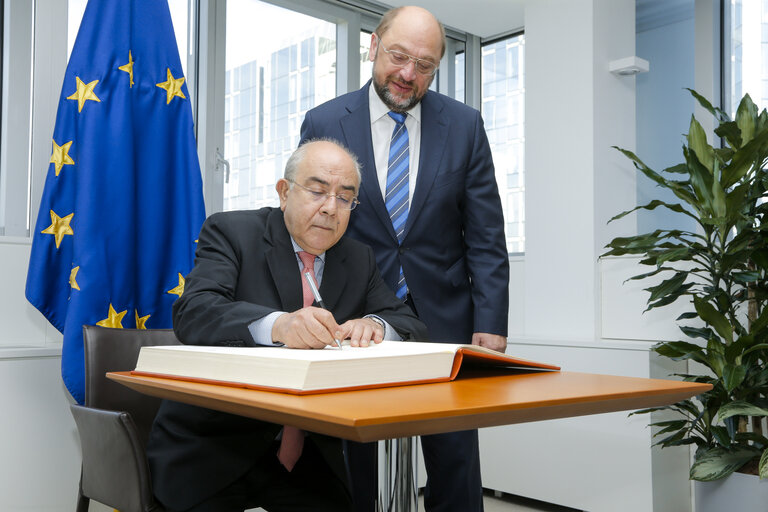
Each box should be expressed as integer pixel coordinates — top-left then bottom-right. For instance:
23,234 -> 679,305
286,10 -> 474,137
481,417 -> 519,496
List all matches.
724,0 -> 768,115
223,0 -> 336,211
481,34 -> 525,253
360,30 -> 373,88
0,0 -> 192,238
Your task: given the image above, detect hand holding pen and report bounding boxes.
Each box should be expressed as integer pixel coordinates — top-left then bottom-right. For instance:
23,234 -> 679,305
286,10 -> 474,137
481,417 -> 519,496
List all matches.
304,272 -> 342,349
304,271 -> 384,348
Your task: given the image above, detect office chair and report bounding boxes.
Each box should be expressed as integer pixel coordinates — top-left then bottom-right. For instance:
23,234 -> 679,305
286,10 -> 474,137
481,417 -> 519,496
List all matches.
71,325 -> 180,512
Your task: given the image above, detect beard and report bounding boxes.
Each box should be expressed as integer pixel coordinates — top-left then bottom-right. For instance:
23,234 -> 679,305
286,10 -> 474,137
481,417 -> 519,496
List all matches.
372,62 -> 431,113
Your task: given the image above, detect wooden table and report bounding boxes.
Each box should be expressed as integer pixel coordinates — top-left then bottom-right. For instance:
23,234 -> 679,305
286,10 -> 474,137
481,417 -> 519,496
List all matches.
108,368 -> 710,510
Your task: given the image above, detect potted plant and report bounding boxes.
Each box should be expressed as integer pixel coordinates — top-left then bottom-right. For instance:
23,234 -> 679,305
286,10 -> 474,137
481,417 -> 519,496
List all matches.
603,89 -> 768,488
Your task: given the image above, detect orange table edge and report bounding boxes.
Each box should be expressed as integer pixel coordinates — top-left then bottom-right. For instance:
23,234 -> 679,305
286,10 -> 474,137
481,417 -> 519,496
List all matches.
108,369 -> 711,443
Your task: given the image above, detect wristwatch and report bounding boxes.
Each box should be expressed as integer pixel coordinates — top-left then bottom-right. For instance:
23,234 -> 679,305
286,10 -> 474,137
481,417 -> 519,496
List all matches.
366,315 -> 386,331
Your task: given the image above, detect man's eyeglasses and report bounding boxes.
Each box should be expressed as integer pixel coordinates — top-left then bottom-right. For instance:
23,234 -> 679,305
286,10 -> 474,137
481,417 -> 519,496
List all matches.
288,180 -> 360,211
374,34 -> 438,76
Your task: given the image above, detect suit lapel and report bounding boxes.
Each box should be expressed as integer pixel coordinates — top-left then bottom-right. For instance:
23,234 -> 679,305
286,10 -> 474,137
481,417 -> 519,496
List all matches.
264,210 -> 303,312
406,92 -> 448,238
318,241 -> 347,312
341,84 -> 398,241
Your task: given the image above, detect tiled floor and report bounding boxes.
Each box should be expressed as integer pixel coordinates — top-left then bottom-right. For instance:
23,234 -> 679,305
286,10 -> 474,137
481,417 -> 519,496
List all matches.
474,490 -> 580,512
243,490 -> 579,511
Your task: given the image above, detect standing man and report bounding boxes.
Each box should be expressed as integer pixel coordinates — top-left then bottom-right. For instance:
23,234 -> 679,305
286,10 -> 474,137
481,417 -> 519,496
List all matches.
300,6 -> 509,512
147,140 -> 427,512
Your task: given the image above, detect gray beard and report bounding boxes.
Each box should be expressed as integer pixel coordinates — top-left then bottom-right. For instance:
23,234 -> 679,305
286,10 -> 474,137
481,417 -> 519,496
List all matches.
372,76 -> 422,113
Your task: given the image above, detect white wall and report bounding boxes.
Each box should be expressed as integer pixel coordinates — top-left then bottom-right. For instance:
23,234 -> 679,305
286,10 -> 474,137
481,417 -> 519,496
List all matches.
479,0 -> 702,510
0,241 -> 82,512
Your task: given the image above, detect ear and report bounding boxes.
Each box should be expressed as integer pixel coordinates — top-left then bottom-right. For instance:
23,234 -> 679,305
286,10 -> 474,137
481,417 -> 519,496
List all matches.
276,179 -> 290,211
369,33 -> 378,62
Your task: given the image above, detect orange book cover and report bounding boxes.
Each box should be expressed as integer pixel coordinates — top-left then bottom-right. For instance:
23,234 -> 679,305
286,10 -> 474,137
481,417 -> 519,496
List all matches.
132,341 -> 560,395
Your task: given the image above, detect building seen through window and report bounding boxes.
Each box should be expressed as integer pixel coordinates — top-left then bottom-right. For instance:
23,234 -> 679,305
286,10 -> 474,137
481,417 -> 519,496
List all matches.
482,34 -> 525,253
726,0 -> 768,116
223,0 -> 335,211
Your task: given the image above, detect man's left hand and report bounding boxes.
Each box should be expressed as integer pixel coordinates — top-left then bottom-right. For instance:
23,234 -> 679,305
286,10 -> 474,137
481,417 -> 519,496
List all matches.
471,332 -> 507,353
338,318 -> 385,347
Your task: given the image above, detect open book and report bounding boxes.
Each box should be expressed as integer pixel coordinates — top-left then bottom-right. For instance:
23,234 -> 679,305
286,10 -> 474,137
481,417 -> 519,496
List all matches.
133,341 -> 560,395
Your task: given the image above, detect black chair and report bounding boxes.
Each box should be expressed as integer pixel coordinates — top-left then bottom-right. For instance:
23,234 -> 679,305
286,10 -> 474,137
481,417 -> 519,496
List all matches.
71,325 -> 180,512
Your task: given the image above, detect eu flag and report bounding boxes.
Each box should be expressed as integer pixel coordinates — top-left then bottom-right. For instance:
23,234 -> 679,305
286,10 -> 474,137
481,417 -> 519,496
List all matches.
25,0 -> 205,404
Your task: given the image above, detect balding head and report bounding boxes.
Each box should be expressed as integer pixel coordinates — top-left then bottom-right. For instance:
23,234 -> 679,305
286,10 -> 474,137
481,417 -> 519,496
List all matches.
369,6 -> 444,112
375,6 -> 446,59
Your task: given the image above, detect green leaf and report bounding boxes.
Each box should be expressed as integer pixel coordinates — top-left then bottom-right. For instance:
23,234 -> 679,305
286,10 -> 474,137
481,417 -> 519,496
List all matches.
685,147 -> 715,214
760,449 -> 768,479
716,120 -> 743,148
687,88 -> 731,123
735,93 -> 758,146
688,115 -> 715,173
680,326 -> 714,340
654,341 -> 708,365
614,146 -> 700,210
694,297 -> 734,344
710,425 -> 733,447
732,271 -> 761,283
690,446 -> 758,481
743,343 -> 768,357
646,272 -> 688,302
717,401 -> 768,422
722,126 -> 768,189
722,364 -> 747,393
608,200 -> 695,223
663,163 -> 689,174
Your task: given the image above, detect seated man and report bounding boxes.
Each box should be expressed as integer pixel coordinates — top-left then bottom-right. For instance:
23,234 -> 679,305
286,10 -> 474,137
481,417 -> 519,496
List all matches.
147,139 -> 427,512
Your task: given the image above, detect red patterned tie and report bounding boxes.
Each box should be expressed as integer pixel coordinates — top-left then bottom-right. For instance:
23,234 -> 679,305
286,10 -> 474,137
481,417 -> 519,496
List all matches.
277,251 -> 316,471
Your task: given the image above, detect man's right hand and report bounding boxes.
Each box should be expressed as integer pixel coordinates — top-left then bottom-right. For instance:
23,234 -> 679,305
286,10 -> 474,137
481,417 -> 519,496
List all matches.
271,307 -> 342,349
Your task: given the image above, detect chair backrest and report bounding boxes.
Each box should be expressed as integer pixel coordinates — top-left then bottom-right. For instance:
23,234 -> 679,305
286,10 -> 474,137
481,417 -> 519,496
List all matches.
82,325 -> 181,447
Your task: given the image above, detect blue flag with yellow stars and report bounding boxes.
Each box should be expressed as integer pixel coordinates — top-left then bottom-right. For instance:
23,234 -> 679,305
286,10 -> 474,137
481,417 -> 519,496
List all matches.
25,0 -> 205,404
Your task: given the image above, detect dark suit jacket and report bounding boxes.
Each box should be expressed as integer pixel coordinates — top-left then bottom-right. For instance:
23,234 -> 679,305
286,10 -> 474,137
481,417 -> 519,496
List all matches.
300,83 -> 509,343
147,207 -> 427,510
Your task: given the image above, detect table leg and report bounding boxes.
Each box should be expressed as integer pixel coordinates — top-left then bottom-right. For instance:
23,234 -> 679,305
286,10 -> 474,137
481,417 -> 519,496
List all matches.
377,437 -> 418,511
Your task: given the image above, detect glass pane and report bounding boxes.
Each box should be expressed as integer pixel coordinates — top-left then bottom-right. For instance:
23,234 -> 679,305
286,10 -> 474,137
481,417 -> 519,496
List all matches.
224,0 -> 336,212
725,0 -> 768,116
455,51 -> 465,103
481,35 -> 525,253
360,31 -> 373,88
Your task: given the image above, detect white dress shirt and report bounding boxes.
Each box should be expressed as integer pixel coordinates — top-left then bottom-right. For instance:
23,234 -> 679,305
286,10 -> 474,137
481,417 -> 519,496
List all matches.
368,83 -> 421,202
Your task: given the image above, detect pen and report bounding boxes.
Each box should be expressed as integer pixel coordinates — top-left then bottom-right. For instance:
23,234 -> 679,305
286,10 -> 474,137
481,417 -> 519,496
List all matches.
304,271 -> 342,349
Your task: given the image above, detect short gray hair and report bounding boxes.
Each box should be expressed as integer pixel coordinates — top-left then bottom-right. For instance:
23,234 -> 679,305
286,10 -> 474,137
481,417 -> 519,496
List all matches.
285,138 -> 362,186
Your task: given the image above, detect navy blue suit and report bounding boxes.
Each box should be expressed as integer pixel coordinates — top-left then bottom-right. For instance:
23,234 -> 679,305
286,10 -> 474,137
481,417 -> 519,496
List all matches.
300,84 -> 509,511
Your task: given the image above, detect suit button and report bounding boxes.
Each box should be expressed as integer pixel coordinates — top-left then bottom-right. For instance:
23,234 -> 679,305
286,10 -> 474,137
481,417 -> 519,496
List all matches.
399,247 -> 405,255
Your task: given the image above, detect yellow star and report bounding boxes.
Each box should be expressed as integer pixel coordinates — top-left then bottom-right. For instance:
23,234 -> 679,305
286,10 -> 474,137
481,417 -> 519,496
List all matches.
135,310 -> 150,329
167,273 -> 185,297
156,68 -> 186,104
41,210 -> 74,249
118,51 -> 134,87
66,77 -> 101,113
50,139 -> 75,176
69,266 -> 80,291
96,304 -> 127,329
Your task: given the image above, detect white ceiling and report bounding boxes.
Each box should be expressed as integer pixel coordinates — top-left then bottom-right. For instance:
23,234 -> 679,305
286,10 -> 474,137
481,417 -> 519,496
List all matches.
376,0 -> 525,39
376,0 -> 695,40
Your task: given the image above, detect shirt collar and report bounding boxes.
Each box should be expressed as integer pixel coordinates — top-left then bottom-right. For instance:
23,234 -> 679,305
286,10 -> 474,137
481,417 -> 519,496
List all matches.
289,236 -> 325,262
368,81 -> 421,124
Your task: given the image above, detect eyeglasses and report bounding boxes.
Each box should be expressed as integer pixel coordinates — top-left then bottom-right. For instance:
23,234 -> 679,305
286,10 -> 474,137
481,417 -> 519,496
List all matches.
288,180 -> 360,211
374,34 -> 438,76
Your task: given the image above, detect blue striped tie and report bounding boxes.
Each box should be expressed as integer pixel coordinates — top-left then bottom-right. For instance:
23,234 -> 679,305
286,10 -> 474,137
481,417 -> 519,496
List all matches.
386,111 -> 409,300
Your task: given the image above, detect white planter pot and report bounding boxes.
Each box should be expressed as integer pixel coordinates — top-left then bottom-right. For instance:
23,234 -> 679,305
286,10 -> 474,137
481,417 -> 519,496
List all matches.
694,472 -> 768,512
